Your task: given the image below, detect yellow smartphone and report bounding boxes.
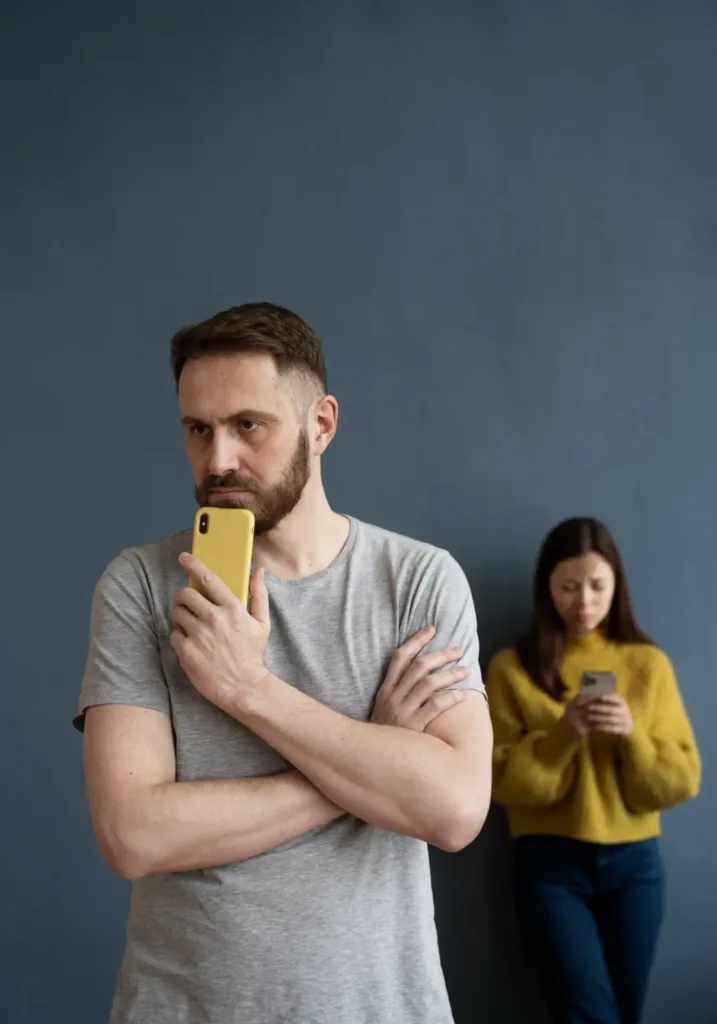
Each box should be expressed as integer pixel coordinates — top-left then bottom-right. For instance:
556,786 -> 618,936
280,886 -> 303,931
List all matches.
189,507 -> 255,606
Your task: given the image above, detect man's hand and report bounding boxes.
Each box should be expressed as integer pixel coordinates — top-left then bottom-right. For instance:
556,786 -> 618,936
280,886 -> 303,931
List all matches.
371,626 -> 469,732
586,694 -> 635,737
170,553 -> 270,712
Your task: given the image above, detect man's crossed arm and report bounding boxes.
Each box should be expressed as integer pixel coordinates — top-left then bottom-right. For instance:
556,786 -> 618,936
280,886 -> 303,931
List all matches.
83,556 -> 492,880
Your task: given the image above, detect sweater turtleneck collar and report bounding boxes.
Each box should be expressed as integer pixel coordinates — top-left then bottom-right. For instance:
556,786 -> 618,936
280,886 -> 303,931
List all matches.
564,630 -> 608,655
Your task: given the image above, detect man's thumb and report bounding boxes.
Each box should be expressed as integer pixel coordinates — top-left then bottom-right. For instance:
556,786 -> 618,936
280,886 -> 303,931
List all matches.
249,567 -> 270,626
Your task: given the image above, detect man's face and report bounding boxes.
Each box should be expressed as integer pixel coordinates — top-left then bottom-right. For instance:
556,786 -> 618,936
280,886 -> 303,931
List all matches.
179,352 -> 312,534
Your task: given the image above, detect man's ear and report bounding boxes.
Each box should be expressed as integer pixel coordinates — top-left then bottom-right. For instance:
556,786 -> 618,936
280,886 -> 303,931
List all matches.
311,394 -> 339,455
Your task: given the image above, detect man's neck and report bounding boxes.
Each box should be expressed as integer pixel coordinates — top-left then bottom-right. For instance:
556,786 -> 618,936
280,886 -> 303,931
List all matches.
253,490 -> 350,581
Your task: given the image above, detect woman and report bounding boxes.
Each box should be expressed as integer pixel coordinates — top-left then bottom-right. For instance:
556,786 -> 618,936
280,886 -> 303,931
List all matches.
487,517 -> 701,1024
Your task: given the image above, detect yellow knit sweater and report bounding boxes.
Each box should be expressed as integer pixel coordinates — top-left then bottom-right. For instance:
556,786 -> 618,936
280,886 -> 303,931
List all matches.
486,632 -> 701,843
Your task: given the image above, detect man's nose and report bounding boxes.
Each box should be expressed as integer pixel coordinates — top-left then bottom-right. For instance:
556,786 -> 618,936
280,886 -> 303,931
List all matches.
206,433 -> 241,478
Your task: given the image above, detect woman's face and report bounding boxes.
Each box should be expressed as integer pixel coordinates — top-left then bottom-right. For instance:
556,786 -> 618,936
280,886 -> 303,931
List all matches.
549,552 -> 616,635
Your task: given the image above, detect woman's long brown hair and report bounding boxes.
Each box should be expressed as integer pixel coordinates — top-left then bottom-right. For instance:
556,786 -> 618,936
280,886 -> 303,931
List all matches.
516,517 -> 653,699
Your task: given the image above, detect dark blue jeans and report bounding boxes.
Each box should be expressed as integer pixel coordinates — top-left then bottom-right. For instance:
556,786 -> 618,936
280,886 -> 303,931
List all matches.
514,836 -> 665,1024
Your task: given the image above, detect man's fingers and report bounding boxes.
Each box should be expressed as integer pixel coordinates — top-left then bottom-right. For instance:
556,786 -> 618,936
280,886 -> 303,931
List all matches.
416,647 -> 465,675
170,628 -> 187,650
171,605 -> 199,636
392,645 -> 464,702
429,690 -> 466,718
394,626 -> 437,665
430,689 -> 466,712
401,666 -> 469,715
383,627 -> 436,689
179,552 -> 235,606
411,690 -> 465,731
174,586 -> 215,621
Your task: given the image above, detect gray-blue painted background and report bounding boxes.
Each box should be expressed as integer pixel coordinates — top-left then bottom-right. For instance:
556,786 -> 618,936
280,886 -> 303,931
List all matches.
2,2 -> 715,1022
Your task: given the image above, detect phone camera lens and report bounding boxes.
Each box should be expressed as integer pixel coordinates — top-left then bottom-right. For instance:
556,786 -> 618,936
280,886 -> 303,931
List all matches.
199,513 -> 209,535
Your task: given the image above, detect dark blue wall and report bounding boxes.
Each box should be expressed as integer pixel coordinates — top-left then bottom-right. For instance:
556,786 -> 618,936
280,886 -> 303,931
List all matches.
2,3 -> 716,1022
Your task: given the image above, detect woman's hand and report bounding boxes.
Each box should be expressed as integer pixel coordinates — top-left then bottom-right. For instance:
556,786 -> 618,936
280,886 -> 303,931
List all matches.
586,694 -> 635,737
561,694 -> 595,740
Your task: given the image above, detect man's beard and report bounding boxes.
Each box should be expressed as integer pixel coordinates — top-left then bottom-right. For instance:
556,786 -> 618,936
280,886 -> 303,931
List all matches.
195,430 -> 311,535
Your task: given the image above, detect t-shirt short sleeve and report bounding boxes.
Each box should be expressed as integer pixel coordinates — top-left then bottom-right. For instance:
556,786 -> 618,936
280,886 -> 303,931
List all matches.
401,550 -> 486,698
74,552 -> 170,731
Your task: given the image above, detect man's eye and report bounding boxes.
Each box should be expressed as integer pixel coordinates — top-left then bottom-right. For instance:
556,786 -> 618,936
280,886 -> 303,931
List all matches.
190,424 -> 210,437
240,421 -> 259,433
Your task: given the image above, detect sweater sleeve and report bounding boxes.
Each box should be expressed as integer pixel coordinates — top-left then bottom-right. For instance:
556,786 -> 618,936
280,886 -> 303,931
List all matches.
618,653 -> 701,814
487,654 -> 581,808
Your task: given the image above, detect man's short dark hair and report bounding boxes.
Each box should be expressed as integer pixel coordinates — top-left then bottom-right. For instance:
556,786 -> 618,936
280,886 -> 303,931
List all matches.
171,302 -> 328,393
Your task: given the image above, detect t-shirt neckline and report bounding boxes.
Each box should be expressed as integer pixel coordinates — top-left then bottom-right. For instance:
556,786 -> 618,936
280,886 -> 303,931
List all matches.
259,515 -> 359,589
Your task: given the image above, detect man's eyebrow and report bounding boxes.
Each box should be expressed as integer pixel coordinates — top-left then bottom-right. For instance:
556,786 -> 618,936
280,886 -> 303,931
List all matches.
180,410 -> 280,426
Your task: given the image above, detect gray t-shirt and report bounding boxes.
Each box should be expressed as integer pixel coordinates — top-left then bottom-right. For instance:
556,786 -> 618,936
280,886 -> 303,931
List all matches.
77,516 -> 485,1024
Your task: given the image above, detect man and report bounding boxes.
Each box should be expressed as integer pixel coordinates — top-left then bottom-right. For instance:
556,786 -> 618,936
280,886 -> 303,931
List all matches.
77,302 -> 492,1024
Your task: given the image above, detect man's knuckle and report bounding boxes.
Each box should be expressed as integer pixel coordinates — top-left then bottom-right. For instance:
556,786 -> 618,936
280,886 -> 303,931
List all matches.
395,665 -> 412,687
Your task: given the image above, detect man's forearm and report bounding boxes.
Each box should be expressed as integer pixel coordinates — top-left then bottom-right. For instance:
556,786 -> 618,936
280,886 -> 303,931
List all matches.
228,673 -> 478,850
106,770 -> 343,879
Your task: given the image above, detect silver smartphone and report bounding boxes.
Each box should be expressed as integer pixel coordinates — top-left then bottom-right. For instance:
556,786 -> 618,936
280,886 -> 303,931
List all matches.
580,670 -> 616,697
